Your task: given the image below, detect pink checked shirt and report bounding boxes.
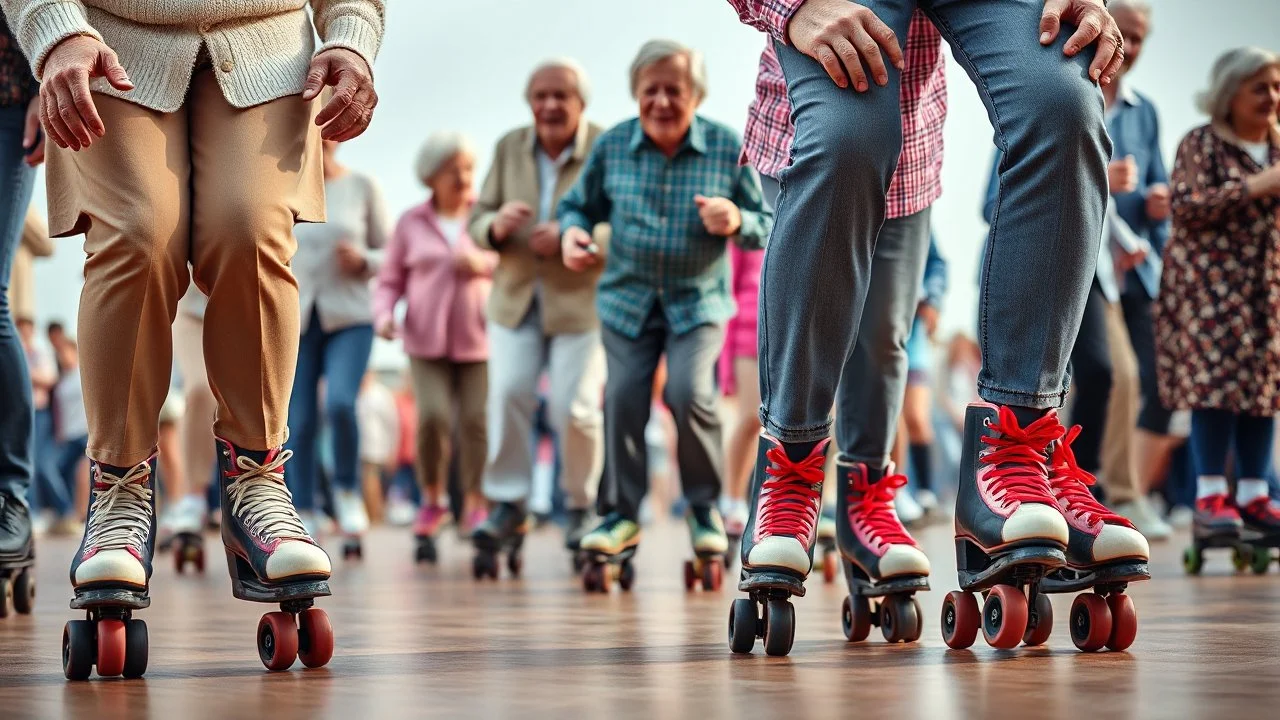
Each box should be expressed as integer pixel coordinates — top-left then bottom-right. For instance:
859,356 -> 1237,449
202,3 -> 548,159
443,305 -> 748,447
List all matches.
737,6 -> 947,219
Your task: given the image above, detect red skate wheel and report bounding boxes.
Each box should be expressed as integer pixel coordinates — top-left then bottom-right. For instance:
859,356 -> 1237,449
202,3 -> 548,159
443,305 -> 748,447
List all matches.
298,608 -> 335,669
258,611 -> 299,671
1023,593 -> 1054,646
96,619 -> 127,677
63,620 -> 95,681
684,560 -> 697,591
823,552 -> 836,584
981,585 -> 1028,649
1105,593 -> 1137,652
842,594 -> 871,642
703,559 -> 723,591
941,591 -> 979,649
1069,593 -> 1113,652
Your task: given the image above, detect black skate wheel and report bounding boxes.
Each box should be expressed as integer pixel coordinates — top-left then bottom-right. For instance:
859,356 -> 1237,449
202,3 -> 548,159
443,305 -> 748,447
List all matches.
702,559 -> 723,592
1182,545 -> 1203,575
1251,546 -> 1271,575
882,596 -> 922,643
728,598 -> 757,654
1069,593 -> 1113,652
583,564 -> 604,593
619,561 -> 636,591
123,619 -> 148,678
96,618 -> 127,677
63,620 -> 95,681
683,560 -> 697,591
842,594 -> 871,642
1023,592 -> 1054,646
0,578 -> 10,618
941,591 -> 979,650
763,599 -> 795,657
258,611 -> 300,671
298,608 -> 334,669
12,569 -> 33,615
1105,593 -> 1137,652
507,553 -> 522,578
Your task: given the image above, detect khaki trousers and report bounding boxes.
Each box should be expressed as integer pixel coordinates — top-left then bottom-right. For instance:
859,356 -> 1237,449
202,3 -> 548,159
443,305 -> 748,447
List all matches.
1100,302 -> 1142,504
410,358 -> 488,496
46,68 -> 323,467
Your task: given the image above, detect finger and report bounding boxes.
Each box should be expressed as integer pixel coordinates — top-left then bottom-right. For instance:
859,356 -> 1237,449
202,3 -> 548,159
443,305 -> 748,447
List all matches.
851,26 -> 888,86
1084,28 -> 1118,82
315,72 -> 359,126
865,14 -> 904,71
96,50 -> 134,91
812,44 -> 849,88
38,94 -> 66,149
694,194 -> 708,207
27,137 -> 45,166
1039,0 -> 1067,44
302,56 -> 331,101
1065,13 -> 1104,58
323,99 -> 371,141
1101,43 -> 1126,86
55,83 -> 93,148
69,74 -> 104,137
831,37 -> 868,92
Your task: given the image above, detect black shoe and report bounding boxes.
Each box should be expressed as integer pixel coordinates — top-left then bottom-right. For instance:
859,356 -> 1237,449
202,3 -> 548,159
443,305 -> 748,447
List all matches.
473,502 -> 528,552
0,494 -> 33,563
564,507 -> 597,551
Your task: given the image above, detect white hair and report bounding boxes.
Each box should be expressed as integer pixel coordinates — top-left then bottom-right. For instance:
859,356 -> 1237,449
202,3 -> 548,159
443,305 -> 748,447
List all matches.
525,57 -> 591,106
1108,0 -> 1152,18
1196,47 -> 1280,125
414,131 -> 474,185
628,39 -> 707,99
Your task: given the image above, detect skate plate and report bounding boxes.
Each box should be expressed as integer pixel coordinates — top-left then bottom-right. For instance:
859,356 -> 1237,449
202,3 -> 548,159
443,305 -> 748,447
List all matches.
578,545 -> 638,568
70,588 -> 151,611
955,539 -> 1066,592
1041,560 -> 1149,594
738,568 -> 807,597
226,551 -> 331,603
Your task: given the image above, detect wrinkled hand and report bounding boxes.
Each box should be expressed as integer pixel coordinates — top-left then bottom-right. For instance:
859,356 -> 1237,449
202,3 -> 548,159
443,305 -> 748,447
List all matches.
1145,183 -> 1171,221
1040,0 -> 1125,85
375,315 -> 397,340
529,222 -> 561,258
787,0 -> 904,91
39,35 -> 134,151
561,226 -> 599,272
491,201 -> 534,243
1108,156 -> 1138,194
23,97 -> 44,166
302,48 -> 378,141
917,302 -> 940,338
694,195 -> 742,237
335,242 -> 367,276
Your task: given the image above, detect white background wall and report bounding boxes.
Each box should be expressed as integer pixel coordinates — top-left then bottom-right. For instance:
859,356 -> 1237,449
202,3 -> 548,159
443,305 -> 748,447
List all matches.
27,0 -> 1280,370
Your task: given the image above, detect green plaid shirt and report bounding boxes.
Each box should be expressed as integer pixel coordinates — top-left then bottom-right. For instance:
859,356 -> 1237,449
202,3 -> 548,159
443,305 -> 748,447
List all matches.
558,116 -> 771,339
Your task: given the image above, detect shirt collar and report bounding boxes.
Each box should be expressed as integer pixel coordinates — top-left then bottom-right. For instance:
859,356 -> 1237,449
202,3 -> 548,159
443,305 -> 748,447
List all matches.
629,115 -> 707,156
527,121 -> 592,163
1116,80 -> 1139,108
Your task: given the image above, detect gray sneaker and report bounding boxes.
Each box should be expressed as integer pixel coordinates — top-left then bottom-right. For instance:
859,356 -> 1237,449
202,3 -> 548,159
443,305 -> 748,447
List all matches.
1112,497 -> 1173,541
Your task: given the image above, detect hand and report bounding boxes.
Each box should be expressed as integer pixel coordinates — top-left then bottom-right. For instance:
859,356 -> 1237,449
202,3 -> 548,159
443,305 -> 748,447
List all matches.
490,201 -> 534,243
529,221 -> 561,258
1145,183 -> 1171,221
23,97 -> 44,166
1040,0 -> 1125,85
1108,156 -> 1138,194
454,251 -> 488,276
375,315 -> 397,340
917,302 -> 940,339
561,226 -> 599,272
334,242 -> 367,276
694,195 -> 742,236
1115,245 -> 1148,273
302,48 -> 378,142
39,35 -> 134,151
786,0 -> 904,91
1245,164 -> 1280,199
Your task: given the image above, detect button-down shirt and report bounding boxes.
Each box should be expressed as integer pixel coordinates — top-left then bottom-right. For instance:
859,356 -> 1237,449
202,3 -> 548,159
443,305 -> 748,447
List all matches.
0,18 -> 37,107
558,116 -> 772,339
740,10 -> 946,219
535,144 -> 572,223
1106,81 -> 1169,299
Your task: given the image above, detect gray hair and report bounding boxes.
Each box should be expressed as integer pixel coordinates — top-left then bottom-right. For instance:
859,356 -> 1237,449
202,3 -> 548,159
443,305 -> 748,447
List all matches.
1108,0 -> 1151,18
628,39 -> 707,99
1196,47 -> 1280,124
414,131 -> 475,185
525,57 -> 591,106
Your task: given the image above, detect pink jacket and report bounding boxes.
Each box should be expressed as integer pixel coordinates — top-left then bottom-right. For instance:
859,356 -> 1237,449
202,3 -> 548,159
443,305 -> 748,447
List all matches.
718,244 -> 764,395
373,201 -> 497,363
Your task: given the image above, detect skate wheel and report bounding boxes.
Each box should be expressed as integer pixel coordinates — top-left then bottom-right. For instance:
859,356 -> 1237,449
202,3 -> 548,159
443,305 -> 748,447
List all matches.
507,553 -> 523,578
728,598 -> 758,654
1251,546 -> 1271,575
981,585 -> 1028,650
1232,545 -> 1249,573
174,545 -> 186,575
258,611 -> 300,671
881,595 -> 920,644
298,608 -> 335,669
473,554 -> 495,581
123,619 -> 148,678
841,594 -> 872,642
572,554 -> 586,574
1182,545 -> 1203,575
583,564 -> 604,593
1022,592 -> 1054,646
63,620 -> 96,681
762,599 -> 796,657
684,560 -> 697,591
1069,593 -> 1113,652
12,569 -> 34,615
0,578 -> 9,618
1105,593 -> 1137,652
96,619 -> 127,677
822,552 -> 836,584
941,591 -> 979,649
619,561 -> 636,592
702,559 -> 723,592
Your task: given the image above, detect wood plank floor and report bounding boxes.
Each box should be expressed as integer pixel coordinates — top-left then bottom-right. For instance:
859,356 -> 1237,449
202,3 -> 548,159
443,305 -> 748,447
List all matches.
2,519 -> 1278,720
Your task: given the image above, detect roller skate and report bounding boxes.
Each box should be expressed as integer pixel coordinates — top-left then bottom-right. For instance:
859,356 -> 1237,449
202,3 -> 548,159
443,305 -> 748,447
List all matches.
334,489 -> 369,561
722,499 -> 747,570
815,501 -> 837,584
63,458 -> 157,680
1182,487 -> 1243,575
683,504 -> 728,591
565,506 -> 597,572
166,495 -> 207,575
836,459 -> 931,644
413,503 -> 451,564
0,494 -> 35,619
728,435 -> 829,657
1037,425 -> 1149,652
578,513 -> 640,593
1233,495 -> 1280,575
472,502 -> 529,579
217,438 -> 334,672
940,404 -> 1069,651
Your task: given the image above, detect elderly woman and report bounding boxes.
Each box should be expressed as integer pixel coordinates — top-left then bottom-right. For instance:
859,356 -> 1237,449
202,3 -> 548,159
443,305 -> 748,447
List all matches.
286,138 -> 389,553
374,133 -> 497,564
559,40 -> 771,583
1157,47 -> 1280,558
468,59 -> 605,564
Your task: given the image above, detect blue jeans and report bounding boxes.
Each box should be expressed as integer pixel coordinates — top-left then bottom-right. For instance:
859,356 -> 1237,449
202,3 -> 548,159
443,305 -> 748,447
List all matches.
0,105 -> 37,505
57,434 -> 89,500
759,0 -> 1109,442
29,409 -> 72,516
285,311 -> 374,510
1189,409 -> 1275,479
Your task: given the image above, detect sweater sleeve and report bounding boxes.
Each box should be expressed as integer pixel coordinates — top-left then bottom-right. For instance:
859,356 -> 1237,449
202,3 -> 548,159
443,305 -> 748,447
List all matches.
311,0 -> 385,71
1,0 -> 103,78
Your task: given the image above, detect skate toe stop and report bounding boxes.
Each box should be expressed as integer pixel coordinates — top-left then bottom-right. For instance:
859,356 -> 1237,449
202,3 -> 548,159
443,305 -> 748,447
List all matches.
880,545 -> 931,576
266,541 -> 332,580
1092,524 -> 1150,563
75,550 -> 146,587
1002,504 -> 1069,545
746,537 -> 811,574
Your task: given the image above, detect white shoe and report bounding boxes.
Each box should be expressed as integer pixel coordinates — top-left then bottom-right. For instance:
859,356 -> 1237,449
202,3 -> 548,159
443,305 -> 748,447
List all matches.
385,493 -> 416,527
915,489 -> 939,514
1167,505 -> 1194,530
335,490 -> 370,535
1112,498 -> 1173,541
895,486 -> 924,526
170,494 -> 207,535
297,510 -> 322,539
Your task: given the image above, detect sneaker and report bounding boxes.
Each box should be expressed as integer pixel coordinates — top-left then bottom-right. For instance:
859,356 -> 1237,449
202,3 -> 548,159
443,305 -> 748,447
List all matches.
895,486 -> 924,526
463,506 -> 489,536
413,503 -> 452,538
169,494 -> 208,535
335,489 -> 370,536
385,493 -> 416,527
723,500 -> 748,538
1167,505 -> 1194,530
1111,497 -> 1173,541
914,488 -> 939,514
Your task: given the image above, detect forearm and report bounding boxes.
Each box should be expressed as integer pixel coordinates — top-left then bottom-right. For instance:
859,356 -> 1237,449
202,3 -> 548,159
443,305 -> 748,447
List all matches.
1,0 -> 102,77
311,0 -> 385,70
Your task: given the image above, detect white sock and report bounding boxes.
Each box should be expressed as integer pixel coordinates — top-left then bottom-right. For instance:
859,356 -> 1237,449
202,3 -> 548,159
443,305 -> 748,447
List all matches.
1197,476 -> 1229,500
1236,478 -> 1270,506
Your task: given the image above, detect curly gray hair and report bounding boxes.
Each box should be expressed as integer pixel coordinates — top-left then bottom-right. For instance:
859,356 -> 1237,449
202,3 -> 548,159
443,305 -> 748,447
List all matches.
1196,47 -> 1280,125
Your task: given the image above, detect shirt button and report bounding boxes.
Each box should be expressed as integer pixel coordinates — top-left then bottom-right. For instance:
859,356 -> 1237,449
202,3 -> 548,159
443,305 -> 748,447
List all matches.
220,60 -> 234,73
199,24 -> 211,32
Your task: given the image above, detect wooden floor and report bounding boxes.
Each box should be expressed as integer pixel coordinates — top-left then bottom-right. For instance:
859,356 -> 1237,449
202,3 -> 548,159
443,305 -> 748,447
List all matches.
2,518 -> 1279,720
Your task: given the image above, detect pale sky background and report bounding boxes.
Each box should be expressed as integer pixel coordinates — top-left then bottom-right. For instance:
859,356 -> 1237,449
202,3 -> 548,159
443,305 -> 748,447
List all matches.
25,0 -> 1280,371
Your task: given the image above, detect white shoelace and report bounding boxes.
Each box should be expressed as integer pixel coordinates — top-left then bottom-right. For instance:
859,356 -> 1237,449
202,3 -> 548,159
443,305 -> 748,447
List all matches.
225,449 -> 309,542
84,462 -> 154,553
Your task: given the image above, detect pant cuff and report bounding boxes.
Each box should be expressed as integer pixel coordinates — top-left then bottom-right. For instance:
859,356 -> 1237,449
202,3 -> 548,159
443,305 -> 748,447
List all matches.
213,427 -> 289,452
976,383 -> 1069,410
759,413 -> 832,445
86,444 -> 159,469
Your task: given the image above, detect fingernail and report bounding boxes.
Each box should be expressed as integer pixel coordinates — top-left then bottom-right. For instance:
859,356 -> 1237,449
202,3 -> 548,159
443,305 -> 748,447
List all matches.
1091,68 -> 1101,80
1040,32 -> 1051,43
876,75 -> 887,86
856,81 -> 867,92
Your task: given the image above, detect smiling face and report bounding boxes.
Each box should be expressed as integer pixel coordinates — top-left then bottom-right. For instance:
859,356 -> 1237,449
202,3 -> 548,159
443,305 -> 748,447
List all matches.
528,66 -> 584,154
1229,64 -> 1280,137
635,54 -> 700,155
1110,6 -> 1149,76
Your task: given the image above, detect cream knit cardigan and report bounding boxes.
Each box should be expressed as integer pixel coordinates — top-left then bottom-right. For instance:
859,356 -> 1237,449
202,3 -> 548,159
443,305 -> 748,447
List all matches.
0,1 -> 385,112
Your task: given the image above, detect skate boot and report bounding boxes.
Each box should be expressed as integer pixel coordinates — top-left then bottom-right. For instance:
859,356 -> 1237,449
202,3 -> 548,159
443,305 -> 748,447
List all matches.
169,494 -> 208,575
940,404 -> 1069,650
63,458 -> 157,680
836,459 -> 931,644
564,506 -> 597,572
216,438 -> 334,672
722,499 -> 747,570
1234,495 -> 1280,575
1039,425 -> 1149,652
684,504 -> 728,592
1183,489 -> 1243,575
334,489 -> 369,561
728,434 -> 829,657
815,500 -> 838,584
412,503 -> 451,564
472,502 -> 530,579
0,493 -> 35,619
578,512 -> 640,593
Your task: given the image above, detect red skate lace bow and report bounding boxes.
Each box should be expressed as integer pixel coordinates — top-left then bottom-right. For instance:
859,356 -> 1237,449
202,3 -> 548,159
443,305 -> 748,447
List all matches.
1049,424 -> 1129,527
979,406 -> 1063,508
757,440 -> 826,544
847,469 -> 915,547
1243,496 -> 1280,521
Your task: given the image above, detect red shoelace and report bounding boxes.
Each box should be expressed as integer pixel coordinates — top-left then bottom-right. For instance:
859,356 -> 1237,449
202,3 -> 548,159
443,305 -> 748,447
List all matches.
979,406 -> 1062,507
1048,424 -> 1130,527
847,471 -> 915,548
1195,494 -> 1240,519
756,440 -> 826,544
1242,497 -> 1280,522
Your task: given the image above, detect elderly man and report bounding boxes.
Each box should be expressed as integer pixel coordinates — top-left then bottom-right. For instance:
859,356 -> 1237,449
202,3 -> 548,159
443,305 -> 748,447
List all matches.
559,40 -> 772,587
469,59 -> 606,563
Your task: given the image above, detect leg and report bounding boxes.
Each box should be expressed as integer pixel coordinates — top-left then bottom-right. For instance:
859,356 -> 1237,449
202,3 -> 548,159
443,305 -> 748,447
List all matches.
0,105 -> 37,507
173,311 -> 217,502
547,328 -> 606,511
1189,409 -> 1235,479
1100,301 -> 1141,504
455,361 -> 490,515
905,383 -> 935,489
321,323 -> 374,494
1066,284 -> 1112,475
1122,290 -> 1179,492
725,356 -> 761,504
410,358 -> 455,506
601,319 -> 664,521
662,322 -> 728,510
284,313 -> 325,512
1234,415 -> 1276,483
32,409 -> 72,517
483,317 -> 547,505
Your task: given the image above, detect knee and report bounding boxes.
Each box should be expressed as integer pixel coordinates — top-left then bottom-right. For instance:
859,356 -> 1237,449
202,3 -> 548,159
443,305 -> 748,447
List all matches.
1002,70 -> 1108,169
197,197 -> 295,276
661,370 -> 713,420
325,396 -> 358,427
804,105 -> 902,183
